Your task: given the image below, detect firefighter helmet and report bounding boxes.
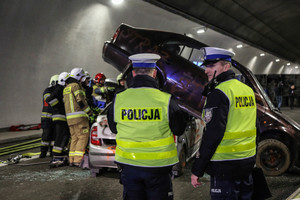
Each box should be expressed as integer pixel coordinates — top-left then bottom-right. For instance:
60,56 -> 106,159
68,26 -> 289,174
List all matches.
82,71 -> 91,82
116,73 -> 124,81
70,67 -> 85,81
58,72 -> 69,86
49,74 -> 59,87
94,73 -> 106,84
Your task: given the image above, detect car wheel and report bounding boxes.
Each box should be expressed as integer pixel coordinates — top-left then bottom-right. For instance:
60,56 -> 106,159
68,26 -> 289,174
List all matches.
256,139 -> 291,176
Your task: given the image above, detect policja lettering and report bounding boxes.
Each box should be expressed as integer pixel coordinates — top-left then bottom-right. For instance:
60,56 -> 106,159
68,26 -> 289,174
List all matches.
235,95 -> 255,108
121,107 -> 162,121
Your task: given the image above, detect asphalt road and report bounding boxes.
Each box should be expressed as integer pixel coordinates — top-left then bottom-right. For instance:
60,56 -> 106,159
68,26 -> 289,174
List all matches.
0,107 -> 300,200
0,152 -> 300,200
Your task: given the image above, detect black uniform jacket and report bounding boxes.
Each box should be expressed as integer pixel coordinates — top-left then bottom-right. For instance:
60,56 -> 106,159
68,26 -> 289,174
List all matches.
191,70 -> 256,179
107,75 -> 188,172
46,84 -> 66,115
41,86 -> 54,128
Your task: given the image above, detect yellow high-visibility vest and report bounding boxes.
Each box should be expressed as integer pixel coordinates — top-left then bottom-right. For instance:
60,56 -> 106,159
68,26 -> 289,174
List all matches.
211,79 -> 257,161
114,88 -> 178,167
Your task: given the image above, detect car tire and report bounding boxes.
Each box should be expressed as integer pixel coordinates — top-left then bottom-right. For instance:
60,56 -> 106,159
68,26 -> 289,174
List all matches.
256,139 -> 291,176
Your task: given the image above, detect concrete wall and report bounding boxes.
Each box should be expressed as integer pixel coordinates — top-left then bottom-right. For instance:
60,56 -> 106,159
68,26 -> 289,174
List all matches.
0,0 -> 298,128
0,0 -> 202,128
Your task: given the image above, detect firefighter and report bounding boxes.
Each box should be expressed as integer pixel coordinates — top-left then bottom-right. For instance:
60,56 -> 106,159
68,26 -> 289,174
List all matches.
40,74 -> 59,158
46,72 -> 70,167
81,71 -> 100,119
116,73 -> 126,92
64,68 -> 94,167
107,53 -> 188,200
191,47 -> 257,199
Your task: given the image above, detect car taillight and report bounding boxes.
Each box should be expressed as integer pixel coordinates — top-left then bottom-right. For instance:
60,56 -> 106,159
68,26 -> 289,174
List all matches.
112,28 -> 120,43
91,126 -> 101,146
173,135 -> 177,143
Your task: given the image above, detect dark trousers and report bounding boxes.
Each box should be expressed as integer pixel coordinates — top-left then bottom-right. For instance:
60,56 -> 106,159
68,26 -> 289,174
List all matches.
52,121 -> 70,157
40,126 -> 55,154
210,174 -> 253,200
120,165 -> 174,200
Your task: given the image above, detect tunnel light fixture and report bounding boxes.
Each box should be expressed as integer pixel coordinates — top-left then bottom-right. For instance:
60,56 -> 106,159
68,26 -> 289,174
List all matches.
260,53 -> 265,57
112,0 -> 124,5
275,59 -> 280,62
295,66 -> 299,69
196,27 -> 207,34
236,44 -> 243,48
287,63 -> 291,66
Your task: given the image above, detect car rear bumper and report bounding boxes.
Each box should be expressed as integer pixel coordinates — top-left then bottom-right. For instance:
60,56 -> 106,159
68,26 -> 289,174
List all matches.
89,144 -> 117,169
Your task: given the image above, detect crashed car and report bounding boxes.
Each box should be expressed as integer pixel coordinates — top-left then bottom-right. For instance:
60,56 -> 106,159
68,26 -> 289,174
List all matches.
101,24 -> 300,176
88,103 -> 204,176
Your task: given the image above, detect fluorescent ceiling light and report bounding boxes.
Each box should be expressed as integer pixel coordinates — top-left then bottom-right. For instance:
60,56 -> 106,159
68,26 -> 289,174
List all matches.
112,0 -> 124,5
295,66 -> 299,69
260,53 -> 265,56
196,27 -> 207,34
287,63 -> 291,66
236,44 -> 243,48
275,59 -> 280,62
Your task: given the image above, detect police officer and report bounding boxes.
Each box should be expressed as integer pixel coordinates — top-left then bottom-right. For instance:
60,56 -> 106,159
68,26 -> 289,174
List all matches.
107,53 -> 188,200
191,47 -> 257,199
46,72 -> 70,167
40,74 -> 59,158
64,68 -> 93,167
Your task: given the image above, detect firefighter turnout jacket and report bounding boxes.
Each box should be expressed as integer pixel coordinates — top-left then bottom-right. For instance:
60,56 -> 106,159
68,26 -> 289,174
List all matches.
46,84 -> 66,122
63,78 -> 92,125
108,75 -> 188,168
192,70 -> 257,179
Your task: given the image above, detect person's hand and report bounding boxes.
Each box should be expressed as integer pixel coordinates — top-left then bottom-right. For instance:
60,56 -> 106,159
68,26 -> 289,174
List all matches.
191,174 -> 201,188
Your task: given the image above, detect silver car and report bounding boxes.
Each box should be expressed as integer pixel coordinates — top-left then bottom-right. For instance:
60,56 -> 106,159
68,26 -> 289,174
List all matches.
88,103 -> 204,176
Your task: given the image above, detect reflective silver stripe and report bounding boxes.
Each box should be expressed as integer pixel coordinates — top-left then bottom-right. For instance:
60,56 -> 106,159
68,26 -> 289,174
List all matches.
41,141 -> 49,146
50,141 -> 55,146
66,111 -> 86,116
84,106 -> 91,113
41,112 -> 52,118
74,151 -> 85,156
52,114 -> 66,118
49,98 -> 59,106
43,93 -> 51,100
52,114 -> 67,121
66,111 -> 88,119
53,146 -> 63,153
69,151 -> 76,157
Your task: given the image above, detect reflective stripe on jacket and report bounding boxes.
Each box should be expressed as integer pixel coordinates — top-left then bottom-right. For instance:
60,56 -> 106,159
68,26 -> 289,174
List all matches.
63,82 -> 90,125
114,88 -> 178,167
211,79 -> 256,161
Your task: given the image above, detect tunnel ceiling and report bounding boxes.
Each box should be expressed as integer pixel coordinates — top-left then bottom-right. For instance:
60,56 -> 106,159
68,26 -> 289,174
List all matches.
145,0 -> 300,64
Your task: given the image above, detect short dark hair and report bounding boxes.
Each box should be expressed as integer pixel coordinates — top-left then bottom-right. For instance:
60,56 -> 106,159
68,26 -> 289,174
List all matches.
133,68 -> 155,75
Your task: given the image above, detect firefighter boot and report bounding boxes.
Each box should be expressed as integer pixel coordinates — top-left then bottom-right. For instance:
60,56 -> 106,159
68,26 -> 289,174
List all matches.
49,156 -> 68,168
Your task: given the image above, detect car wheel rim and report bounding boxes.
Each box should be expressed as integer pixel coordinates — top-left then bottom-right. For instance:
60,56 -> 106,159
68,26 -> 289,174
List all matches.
260,146 -> 286,170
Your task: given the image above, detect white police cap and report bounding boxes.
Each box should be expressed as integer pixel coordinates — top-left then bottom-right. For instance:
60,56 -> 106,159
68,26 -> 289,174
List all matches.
129,53 -> 161,68
201,47 -> 235,66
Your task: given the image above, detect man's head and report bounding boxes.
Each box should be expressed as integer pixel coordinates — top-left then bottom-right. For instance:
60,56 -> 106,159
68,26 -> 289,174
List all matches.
201,47 -> 235,81
94,73 -> 106,86
129,53 -> 161,78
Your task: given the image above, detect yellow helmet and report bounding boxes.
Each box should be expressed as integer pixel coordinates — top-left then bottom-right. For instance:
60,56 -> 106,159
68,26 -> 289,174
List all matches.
49,74 -> 59,87
117,73 -> 124,81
